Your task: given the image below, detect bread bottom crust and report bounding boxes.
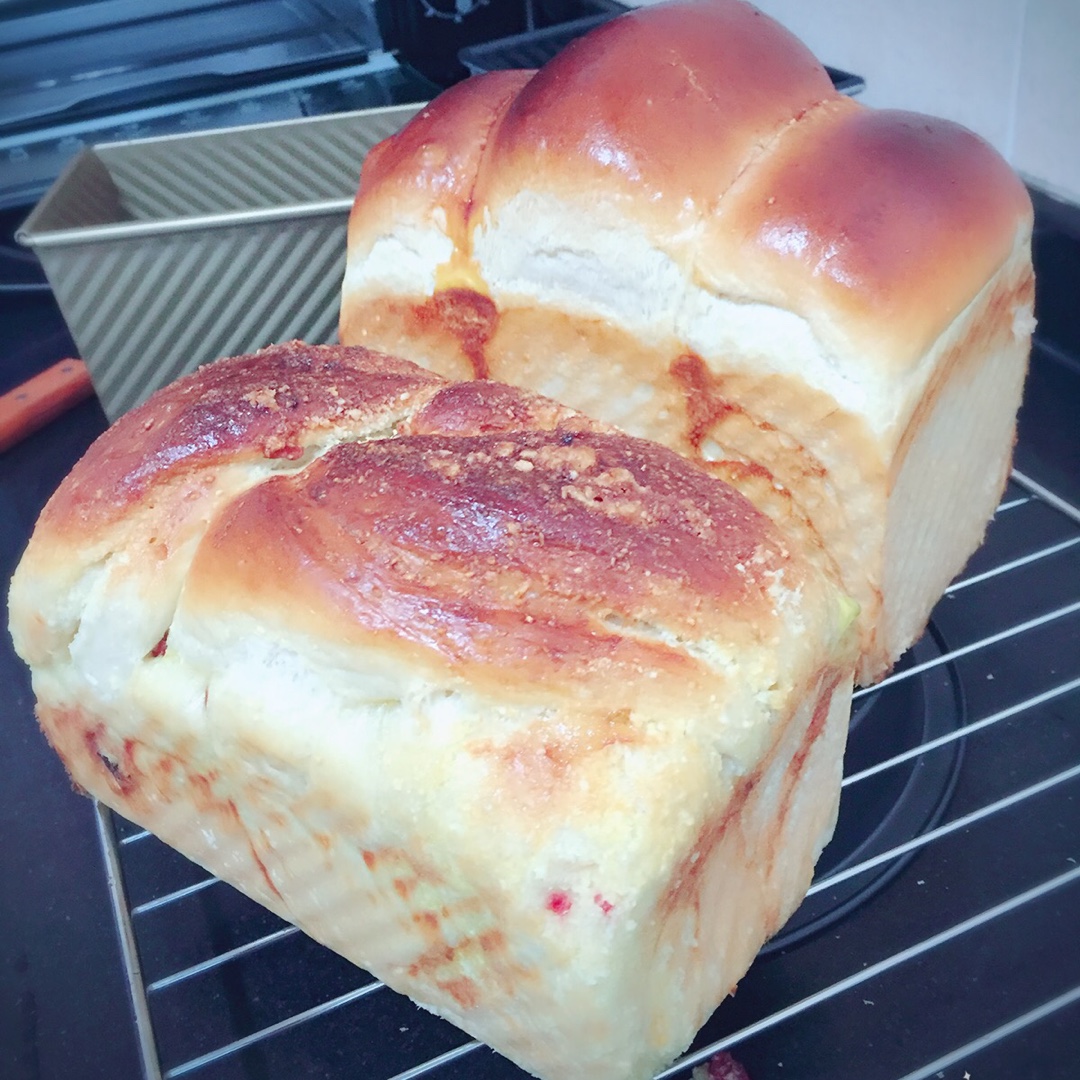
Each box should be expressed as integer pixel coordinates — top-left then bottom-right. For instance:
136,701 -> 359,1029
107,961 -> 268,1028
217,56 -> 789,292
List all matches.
34,663 -> 850,1080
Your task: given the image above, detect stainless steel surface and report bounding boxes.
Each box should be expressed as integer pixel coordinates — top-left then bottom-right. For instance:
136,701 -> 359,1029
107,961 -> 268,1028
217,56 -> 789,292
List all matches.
17,104 -> 422,420
1,0 -> 383,133
0,0 -> 408,210
92,467 -> 1080,1079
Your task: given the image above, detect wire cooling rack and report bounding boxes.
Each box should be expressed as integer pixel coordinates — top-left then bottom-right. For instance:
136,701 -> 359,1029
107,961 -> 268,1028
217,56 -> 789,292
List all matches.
94,468 -> 1080,1080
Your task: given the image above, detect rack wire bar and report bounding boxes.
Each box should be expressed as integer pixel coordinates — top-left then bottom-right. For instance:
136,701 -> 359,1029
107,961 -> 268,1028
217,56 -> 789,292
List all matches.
995,496 -> 1032,513
387,1041 -> 484,1080
893,983 -> 1080,1080
147,926 -> 302,993
1012,468 -> 1080,526
851,598 -> 1080,701
163,981 -> 388,1079
842,676 -> 1080,786
130,874 -> 220,916
808,760 -> 1080,897
946,534 -> 1080,593
656,865 -> 1080,1079
94,802 -> 163,1080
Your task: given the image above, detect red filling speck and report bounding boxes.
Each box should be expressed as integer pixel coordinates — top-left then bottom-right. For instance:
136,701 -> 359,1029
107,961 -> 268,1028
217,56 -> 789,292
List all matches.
707,1051 -> 751,1080
148,632 -> 168,658
593,893 -> 614,915
545,890 -> 572,915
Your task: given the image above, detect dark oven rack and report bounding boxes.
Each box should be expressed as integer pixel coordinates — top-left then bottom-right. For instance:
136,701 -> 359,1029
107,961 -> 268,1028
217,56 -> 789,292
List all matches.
96,468 -> 1080,1080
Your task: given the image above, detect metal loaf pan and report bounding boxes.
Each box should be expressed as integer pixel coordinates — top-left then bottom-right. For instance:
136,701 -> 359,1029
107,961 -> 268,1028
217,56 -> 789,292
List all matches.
18,102 -> 423,420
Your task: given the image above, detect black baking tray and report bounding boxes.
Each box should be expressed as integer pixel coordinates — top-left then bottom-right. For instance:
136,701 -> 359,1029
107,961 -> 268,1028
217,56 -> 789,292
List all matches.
459,13 -> 866,95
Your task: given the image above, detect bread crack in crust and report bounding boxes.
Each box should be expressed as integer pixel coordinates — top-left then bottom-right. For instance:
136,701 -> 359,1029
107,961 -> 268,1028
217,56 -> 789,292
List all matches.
11,341 -> 856,1080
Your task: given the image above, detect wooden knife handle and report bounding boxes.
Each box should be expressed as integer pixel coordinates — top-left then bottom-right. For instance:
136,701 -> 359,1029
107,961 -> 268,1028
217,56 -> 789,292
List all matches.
0,359 -> 95,453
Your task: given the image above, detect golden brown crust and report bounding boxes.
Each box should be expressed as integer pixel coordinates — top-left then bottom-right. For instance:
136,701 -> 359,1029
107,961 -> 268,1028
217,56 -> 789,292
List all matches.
18,340 -> 813,714
478,0 -> 836,234
346,70 -> 534,258
406,376 -> 583,436
38,342 -> 445,537
710,100 -> 1033,365
184,405 -> 788,711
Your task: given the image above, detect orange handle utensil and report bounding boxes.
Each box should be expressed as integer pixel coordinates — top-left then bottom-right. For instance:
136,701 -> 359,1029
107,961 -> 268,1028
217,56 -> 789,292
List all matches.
0,358 -> 95,453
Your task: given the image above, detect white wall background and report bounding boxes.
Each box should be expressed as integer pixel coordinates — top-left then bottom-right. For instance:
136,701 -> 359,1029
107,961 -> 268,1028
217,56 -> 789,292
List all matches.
626,0 -> 1080,204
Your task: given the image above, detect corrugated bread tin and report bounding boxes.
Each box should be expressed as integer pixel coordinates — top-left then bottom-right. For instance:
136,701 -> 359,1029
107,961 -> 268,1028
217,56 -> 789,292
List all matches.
18,103 -> 423,420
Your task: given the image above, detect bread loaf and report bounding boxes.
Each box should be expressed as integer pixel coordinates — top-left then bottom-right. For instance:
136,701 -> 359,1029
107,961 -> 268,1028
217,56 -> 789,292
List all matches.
339,0 -> 1036,684
9,342 -> 857,1080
